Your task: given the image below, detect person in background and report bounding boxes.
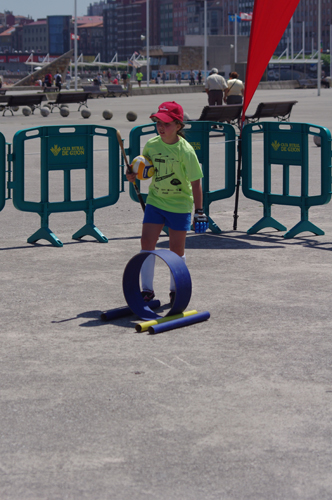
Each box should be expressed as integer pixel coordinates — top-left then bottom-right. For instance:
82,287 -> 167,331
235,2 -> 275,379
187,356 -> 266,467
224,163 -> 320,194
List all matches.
190,70 -> 195,85
136,70 -> 143,87
162,70 -> 166,84
224,71 -> 244,104
197,70 -> 202,84
112,76 -> 118,85
0,75 -> 2,88
66,72 -> 71,90
54,70 -> 62,92
205,68 -> 227,105
122,71 -> 128,88
44,73 -> 53,87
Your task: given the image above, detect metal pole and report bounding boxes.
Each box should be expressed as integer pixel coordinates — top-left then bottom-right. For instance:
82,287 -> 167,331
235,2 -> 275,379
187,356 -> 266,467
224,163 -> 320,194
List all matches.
204,0 -> 207,82
146,0 -> 150,87
74,0 -> 78,91
330,25 -> 332,78
287,37 -> 289,59
302,21 -> 305,59
318,0 -> 321,96
234,12 -> 237,64
291,16 -> 294,60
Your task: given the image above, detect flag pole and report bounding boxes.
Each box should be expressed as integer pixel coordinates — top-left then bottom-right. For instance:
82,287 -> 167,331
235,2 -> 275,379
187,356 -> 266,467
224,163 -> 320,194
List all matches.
74,0 -> 78,91
233,124 -> 243,230
235,12 -> 238,64
146,0 -> 150,87
317,0 -> 321,96
204,0 -> 207,82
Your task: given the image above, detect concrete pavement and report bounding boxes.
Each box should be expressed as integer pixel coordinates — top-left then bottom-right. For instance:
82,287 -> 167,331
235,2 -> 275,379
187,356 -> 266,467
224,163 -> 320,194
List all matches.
1,87 -> 332,499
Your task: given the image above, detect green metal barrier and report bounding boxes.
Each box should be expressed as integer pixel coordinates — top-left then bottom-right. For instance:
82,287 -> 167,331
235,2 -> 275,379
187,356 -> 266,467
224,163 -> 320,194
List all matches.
0,132 -> 5,212
242,122 -> 332,238
12,125 -> 120,247
128,121 -> 236,233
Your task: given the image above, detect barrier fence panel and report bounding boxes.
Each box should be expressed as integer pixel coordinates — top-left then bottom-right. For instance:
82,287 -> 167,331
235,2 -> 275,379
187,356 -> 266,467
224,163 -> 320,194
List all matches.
127,123 -> 156,207
128,121 -> 236,234
242,122 -> 332,238
12,125 -> 120,247
0,132 -> 5,212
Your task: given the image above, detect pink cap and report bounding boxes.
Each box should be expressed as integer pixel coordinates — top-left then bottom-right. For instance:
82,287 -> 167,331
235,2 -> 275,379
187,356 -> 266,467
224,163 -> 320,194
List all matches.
150,101 -> 184,123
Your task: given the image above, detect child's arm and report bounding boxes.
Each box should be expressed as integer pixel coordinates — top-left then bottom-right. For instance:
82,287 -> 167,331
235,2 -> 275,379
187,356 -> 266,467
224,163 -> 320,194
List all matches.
191,179 -> 208,233
191,179 -> 203,210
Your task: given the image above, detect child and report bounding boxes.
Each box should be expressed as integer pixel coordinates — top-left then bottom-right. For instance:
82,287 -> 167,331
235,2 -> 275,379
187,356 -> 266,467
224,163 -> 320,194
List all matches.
126,101 -> 208,304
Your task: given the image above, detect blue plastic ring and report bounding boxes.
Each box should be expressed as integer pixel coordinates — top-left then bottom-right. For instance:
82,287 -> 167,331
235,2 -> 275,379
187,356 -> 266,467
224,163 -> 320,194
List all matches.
122,249 -> 192,321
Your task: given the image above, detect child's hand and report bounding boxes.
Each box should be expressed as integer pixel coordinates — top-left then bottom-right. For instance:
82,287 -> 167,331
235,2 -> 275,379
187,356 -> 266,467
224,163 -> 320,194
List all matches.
126,166 -> 137,183
193,210 -> 208,233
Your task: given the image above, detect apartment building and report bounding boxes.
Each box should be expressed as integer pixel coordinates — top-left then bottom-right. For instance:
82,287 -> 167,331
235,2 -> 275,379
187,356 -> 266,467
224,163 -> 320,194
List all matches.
22,20 -> 48,53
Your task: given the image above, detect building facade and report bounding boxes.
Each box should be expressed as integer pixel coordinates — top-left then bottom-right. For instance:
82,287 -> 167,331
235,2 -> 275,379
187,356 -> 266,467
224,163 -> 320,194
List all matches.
48,16 -> 71,56
87,1 -> 107,16
22,20 -> 48,53
77,21 -> 104,56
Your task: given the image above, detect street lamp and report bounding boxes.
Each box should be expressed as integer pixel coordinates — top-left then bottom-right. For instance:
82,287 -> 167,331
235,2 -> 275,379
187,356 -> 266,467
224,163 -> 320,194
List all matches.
330,25 -> 332,78
146,0 -> 150,87
204,0 -> 207,82
74,0 -> 78,91
318,0 -> 321,96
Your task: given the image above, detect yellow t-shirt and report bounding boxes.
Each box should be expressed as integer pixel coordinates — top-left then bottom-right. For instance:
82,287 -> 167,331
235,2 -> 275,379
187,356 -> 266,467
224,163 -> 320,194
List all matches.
143,135 -> 203,213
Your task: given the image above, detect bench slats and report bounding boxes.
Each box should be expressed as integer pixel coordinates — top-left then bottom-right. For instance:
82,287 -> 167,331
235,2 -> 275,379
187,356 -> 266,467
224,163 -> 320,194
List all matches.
49,92 -> 91,111
245,101 -> 298,123
194,104 -> 242,127
104,84 -> 129,97
1,94 -> 47,115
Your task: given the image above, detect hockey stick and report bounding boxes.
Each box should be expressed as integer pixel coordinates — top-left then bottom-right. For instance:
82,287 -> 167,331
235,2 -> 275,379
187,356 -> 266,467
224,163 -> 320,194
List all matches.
116,130 -> 146,212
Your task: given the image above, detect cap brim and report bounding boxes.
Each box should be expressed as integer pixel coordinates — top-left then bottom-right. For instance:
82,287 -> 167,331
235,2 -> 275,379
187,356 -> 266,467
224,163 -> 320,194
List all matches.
150,112 -> 174,123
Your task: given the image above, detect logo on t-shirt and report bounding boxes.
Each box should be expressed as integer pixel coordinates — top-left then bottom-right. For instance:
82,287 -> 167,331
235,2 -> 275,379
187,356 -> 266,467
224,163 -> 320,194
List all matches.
170,179 -> 181,186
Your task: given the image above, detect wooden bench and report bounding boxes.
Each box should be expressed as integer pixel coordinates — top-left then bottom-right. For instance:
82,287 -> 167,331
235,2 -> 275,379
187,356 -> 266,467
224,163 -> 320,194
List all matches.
82,85 -> 106,98
0,94 -> 9,112
104,84 -> 129,97
194,104 -> 243,128
48,92 -> 91,112
2,94 -> 47,116
298,78 -> 330,89
244,101 -> 298,124
297,79 -> 317,89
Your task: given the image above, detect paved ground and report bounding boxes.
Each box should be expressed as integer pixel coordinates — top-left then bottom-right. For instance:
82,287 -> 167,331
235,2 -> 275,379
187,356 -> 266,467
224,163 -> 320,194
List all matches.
1,87 -> 332,500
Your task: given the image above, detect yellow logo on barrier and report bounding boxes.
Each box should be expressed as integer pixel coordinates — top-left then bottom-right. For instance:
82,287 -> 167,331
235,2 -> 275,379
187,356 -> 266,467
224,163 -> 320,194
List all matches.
51,144 -> 61,156
50,145 -> 85,156
62,146 -> 85,156
271,140 -> 280,151
281,142 -> 300,153
190,142 -> 201,151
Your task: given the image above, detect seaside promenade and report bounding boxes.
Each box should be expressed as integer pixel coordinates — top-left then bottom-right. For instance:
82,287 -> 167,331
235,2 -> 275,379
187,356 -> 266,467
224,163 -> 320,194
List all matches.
1,86 -> 332,499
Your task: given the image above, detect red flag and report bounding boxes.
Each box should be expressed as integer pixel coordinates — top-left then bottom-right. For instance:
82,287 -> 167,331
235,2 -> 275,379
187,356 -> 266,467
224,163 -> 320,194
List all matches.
242,0 -> 301,121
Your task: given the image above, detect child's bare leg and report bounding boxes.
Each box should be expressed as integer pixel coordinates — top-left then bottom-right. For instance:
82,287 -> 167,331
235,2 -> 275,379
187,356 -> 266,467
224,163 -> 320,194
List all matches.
140,223 -> 163,294
169,228 -> 187,257
169,229 -> 187,293
141,223 -> 164,250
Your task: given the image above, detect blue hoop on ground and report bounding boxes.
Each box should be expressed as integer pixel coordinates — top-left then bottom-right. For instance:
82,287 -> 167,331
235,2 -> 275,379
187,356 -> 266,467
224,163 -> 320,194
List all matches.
122,249 -> 192,321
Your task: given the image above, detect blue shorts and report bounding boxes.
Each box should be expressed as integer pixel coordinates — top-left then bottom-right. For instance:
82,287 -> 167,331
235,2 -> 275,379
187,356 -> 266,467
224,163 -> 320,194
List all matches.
143,204 -> 192,231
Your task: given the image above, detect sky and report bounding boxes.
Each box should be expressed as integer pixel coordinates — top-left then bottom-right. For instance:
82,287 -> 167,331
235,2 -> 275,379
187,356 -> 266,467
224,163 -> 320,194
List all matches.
4,0 -> 93,21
